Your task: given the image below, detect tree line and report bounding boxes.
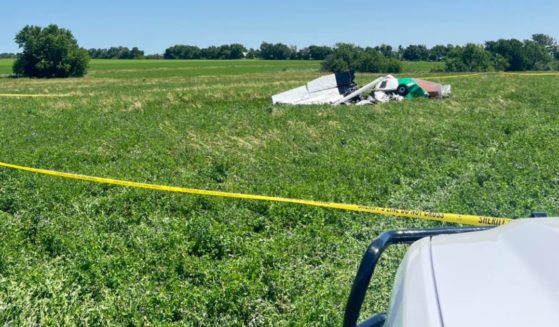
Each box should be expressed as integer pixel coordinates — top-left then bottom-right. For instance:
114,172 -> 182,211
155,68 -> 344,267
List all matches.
7,24 -> 559,78
161,44 -> 333,60
160,36 -> 559,73
0,53 -> 16,59
88,47 -> 145,59
323,35 -> 558,73
163,44 -> 247,59
444,34 -> 558,72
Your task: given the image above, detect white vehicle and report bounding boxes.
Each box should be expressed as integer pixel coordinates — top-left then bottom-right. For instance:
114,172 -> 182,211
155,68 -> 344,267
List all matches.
344,217 -> 559,327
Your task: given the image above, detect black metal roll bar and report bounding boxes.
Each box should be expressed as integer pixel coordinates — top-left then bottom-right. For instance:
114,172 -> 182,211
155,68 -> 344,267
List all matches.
343,226 -> 492,327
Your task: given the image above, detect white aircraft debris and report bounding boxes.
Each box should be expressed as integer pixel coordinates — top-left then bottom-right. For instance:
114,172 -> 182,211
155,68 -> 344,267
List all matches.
272,73 -> 451,105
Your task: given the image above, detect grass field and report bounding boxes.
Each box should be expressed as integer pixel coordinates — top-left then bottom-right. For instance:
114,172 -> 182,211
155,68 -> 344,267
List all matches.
1,59 -> 558,325
0,59 -> 441,77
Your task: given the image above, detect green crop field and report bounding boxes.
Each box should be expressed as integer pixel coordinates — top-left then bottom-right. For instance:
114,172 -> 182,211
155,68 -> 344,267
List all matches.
0,60 -> 14,75
0,59 -> 558,325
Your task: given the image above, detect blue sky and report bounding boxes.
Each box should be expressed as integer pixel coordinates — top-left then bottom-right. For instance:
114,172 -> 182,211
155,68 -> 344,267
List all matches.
1,0 -> 557,54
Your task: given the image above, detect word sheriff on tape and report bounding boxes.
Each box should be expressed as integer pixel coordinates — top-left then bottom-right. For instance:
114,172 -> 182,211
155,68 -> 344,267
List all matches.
0,161 -> 512,226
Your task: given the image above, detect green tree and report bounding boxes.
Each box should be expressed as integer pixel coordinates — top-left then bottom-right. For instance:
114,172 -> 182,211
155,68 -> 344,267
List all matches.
217,45 -> 232,59
429,45 -> 451,61
396,45 -> 404,59
485,38 -> 553,71
375,44 -> 394,58
321,43 -> 402,73
383,57 -> 404,73
228,44 -> 247,59
164,45 -> 201,59
13,24 -> 89,78
445,44 -> 496,72
129,47 -> 144,59
200,46 -> 220,59
531,34 -> 557,57
245,48 -> 257,59
289,46 -> 299,60
259,42 -> 294,60
523,40 -> 553,70
485,39 -> 529,71
297,47 -> 311,60
355,48 -> 385,72
321,43 -> 362,72
401,45 -> 429,61
308,46 -> 333,60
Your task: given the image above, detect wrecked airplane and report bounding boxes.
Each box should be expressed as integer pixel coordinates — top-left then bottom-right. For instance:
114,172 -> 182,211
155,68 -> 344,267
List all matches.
272,72 -> 451,105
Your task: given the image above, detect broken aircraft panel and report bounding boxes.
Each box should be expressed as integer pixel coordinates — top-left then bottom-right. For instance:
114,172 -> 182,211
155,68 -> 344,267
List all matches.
271,72 -> 356,105
271,72 -> 451,105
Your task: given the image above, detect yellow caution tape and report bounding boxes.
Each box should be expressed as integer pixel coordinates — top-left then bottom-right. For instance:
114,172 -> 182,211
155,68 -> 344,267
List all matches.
0,161 -> 512,226
425,73 -> 486,79
499,72 -> 559,76
426,71 -> 559,80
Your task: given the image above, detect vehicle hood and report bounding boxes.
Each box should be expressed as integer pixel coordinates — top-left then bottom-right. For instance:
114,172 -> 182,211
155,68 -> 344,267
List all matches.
431,218 -> 559,327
